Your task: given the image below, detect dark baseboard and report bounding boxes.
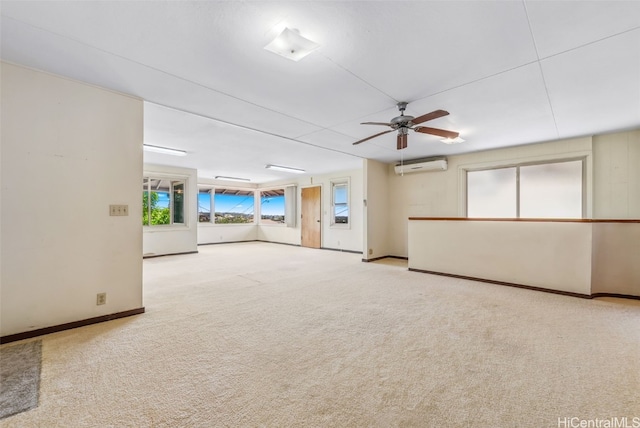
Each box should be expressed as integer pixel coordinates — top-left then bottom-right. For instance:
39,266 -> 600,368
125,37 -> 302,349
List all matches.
0,307 -> 145,344
143,250 -> 198,259
321,247 -> 362,254
198,240 -> 259,246
362,255 -> 408,263
408,268 -> 640,301
256,240 -> 301,247
590,292 -> 640,301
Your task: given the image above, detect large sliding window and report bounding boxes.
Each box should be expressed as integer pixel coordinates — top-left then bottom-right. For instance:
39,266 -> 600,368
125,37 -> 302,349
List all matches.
213,188 -> 254,224
143,177 -> 186,226
467,159 -> 583,219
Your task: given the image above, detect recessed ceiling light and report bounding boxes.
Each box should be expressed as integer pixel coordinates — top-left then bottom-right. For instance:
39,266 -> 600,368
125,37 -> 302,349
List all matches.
265,164 -> 306,174
440,137 -> 465,145
264,27 -> 319,62
143,144 -> 187,156
214,176 -> 251,182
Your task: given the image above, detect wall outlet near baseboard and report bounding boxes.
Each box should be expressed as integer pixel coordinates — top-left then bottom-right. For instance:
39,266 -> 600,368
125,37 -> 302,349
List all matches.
96,293 -> 107,305
369,248 -> 373,255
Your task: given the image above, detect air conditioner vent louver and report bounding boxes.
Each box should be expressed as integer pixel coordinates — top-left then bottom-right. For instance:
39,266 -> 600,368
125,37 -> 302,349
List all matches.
394,158 -> 447,175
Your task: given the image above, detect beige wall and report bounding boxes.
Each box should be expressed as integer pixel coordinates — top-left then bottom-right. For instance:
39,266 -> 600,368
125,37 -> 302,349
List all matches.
591,223 -> 640,296
363,159 -> 390,259
593,130 -> 640,218
1,63 -> 143,336
408,220 -> 594,295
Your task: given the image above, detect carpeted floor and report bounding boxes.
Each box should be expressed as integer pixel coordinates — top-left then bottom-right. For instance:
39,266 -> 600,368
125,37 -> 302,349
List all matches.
1,242 -> 639,427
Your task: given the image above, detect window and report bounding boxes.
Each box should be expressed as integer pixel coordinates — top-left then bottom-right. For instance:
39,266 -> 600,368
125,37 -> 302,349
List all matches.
260,189 -> 285,224
213,188 -> 254,224
143,177 -> 186,226
467,159 -> 583,219
331,180 -> 349,226
198,188 -> 212,223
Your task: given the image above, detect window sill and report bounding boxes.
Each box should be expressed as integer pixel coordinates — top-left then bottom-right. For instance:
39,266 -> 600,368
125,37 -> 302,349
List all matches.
198,222 -> 257,227
330,224 -> 350,230
143,224 -> 190,233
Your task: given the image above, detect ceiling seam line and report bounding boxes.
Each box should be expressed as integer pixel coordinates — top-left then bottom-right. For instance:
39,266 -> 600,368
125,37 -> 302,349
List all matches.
318,53 -> 398,103
411,59 -> 540,103
538,25 -> 640,62
522,0 -> 560,137
1,14 -> 329,131
147,101 -> 368,160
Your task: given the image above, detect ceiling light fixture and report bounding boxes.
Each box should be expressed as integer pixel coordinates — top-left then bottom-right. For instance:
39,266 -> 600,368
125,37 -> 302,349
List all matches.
265,164 -> 306,174
264,27 -> 319,62
440,137 -> 465,145
214,176 -> 251,182
143,144 -> 187,156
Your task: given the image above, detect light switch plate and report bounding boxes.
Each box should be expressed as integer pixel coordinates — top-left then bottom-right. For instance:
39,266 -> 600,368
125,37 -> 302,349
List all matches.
109,205 -> 129,216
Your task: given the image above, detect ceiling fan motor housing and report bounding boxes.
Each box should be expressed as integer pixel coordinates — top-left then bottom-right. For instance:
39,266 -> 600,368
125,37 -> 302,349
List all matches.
390,115 -> 414,128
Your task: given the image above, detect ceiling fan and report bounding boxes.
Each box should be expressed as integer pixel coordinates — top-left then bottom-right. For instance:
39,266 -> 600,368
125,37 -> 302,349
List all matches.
353,102 -> 460,150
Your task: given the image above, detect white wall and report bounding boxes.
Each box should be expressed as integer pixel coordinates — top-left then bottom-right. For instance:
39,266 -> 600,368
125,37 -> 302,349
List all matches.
143,164 -> 198,256
593,130 -> 640,218
363,159 -> 390,260
1,63 -> 143,336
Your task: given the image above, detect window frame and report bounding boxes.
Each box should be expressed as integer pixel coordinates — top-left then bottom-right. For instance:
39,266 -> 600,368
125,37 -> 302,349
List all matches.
143,176 -> 188,228
330,178 -> 350,228
464,157 -> 587,219
197,186 -> 214,224
259,187 -> 287,226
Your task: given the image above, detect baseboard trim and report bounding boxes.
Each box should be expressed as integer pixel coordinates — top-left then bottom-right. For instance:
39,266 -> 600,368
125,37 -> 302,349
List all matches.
0,307 -> 146,344
143,250 -> 198,259
590,292 -> 640,301
321,247 -> 362,254
256,240 -> 301,247
408,269 -> 640,301
362,255 -> 408,263
408,268 -> 591,299
198,240 -> 258,246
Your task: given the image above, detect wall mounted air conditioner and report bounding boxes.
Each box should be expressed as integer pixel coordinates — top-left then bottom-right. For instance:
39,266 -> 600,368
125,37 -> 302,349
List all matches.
394,158 -> 447,175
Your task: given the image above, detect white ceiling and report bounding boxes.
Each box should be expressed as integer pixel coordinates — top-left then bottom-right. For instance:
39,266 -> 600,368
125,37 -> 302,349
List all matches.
2,1 -> 639,183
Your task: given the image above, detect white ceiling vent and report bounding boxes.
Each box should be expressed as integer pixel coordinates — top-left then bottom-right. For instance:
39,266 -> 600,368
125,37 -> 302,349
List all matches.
394,158 -> 447,175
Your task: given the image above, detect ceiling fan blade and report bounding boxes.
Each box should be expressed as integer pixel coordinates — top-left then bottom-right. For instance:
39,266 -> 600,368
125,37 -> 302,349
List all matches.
412,109 -> 449,125
353,129 -> 394,145
397,133 -> 408,150
414,126 -> 459,139
361,122 -> 393,126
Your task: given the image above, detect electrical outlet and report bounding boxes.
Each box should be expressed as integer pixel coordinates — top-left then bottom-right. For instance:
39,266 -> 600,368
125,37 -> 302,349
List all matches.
96,293 -> 107,305
109,205 -> 129,216
369,248 -> 373,255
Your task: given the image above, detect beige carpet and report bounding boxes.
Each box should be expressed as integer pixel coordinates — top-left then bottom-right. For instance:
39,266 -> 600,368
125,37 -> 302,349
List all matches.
1,242 -> 639,427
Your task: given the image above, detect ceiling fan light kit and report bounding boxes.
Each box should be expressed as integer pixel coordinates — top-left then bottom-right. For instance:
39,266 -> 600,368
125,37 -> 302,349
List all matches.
353,102 -> 460,150
441,137 -> 465,145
